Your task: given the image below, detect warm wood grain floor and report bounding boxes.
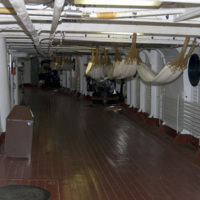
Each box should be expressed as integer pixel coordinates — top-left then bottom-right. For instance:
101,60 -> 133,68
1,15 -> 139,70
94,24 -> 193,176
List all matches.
0,87 -> 200,200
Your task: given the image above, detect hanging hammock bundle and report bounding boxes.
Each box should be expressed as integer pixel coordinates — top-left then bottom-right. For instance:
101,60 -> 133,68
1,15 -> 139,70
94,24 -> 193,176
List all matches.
102,49 -> 112,77
108,47 -> 122,80
50,54 -> 55,69
61,56 -> 73,71
137,36 -> 196,84
113,33 -> 138,79
50,54 -> 59,70
87,48 -> 104,81
56,55 -> 63,71
85,49 -> 95,75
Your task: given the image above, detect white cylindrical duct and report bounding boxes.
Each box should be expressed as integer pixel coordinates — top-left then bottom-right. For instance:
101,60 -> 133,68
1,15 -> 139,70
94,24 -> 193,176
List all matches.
10,61 -> 15,108
0,38 -> 10,133
8,0 -> 43,55
139,51 -> 151,114
136,8 -> 184,17
130,76 -> 140,108
14,65 -> 19,105
82,57 -> 88,95
126,77 -> 131,105
50,0 -> 65,37
67,71 -> 71,89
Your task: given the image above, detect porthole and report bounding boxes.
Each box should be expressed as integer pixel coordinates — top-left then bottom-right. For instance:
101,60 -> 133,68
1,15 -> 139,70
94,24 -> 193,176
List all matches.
188,54 -> 200,87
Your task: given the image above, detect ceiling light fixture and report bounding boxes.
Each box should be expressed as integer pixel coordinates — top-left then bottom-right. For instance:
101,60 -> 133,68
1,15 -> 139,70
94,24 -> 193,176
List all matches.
74,0 -> 162,7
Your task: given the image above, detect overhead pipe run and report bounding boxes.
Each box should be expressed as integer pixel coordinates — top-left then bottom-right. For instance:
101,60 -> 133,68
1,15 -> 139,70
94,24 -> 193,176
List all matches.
174,7 -> 200,22
0,4 -> 198,21
7,0 -> 45,56
48,0 -> 65,53
50,0 -> 65,38
87,11 -> 134,18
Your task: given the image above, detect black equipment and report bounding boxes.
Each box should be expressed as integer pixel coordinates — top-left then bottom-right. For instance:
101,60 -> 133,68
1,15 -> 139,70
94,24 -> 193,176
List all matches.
91,79 -> 119,105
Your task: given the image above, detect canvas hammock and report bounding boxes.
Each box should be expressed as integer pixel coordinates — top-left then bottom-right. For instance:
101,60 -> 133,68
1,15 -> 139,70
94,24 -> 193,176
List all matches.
86,48 -> 104,81
61,56 -> 74,71
72,56 -> 81,91
50,54 -> 59,69
137,36 -> 196,84
113,33 -> 138,79
108,47 -> 122,80
102,49 -> 112,77
85,49 -> 94,75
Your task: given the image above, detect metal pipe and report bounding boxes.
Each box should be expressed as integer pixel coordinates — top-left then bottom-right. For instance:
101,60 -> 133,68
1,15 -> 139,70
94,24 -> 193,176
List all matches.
136,8 -> 184,17
88,11 -> 134,18
174,7 -> 200,22
50,0 -> 65,37
8,0 -> 45,55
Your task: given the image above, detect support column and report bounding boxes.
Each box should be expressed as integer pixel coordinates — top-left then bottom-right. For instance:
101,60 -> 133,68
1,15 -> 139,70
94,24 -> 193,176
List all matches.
126,77 -> 131,105
14,64 -> 19,105
0,38 -> 10,133
81,56 -> 88,95
79,57 -> 84,94
130,76 -> 140,108
63,71 -> 67,88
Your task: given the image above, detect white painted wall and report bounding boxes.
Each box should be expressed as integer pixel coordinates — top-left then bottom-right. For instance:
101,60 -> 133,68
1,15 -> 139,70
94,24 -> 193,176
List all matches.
0,38 -> 10,133
181,46 -> 200,135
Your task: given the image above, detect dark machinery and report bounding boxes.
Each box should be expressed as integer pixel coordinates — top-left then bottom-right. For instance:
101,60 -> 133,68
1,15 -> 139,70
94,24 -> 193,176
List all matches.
43,70 -> 60,88
39,60 -> 60,88
88,78 -> 119,105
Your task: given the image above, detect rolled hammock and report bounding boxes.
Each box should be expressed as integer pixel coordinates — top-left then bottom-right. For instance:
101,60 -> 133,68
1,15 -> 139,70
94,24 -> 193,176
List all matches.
86,48 -> 104,81
102,49 -> 112,77
61,56 -> 74,71
137,36 -> 196,84
108,47 -> 122,80
85,49 -> 94,75
113,33 -> 138,79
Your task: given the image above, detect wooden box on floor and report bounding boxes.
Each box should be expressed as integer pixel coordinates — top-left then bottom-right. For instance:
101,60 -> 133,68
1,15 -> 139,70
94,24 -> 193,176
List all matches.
4,105 -> 34,160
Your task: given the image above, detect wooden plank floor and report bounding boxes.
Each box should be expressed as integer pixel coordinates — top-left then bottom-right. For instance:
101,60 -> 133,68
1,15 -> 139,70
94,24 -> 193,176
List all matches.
1,87 -> 200,200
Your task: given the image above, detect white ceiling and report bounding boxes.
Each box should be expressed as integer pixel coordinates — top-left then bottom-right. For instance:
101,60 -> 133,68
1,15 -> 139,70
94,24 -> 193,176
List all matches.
1,0 -> 200,56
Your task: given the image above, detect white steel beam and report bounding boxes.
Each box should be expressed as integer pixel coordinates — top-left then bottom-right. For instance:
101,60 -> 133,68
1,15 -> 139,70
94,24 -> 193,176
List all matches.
55,22 -> 200,37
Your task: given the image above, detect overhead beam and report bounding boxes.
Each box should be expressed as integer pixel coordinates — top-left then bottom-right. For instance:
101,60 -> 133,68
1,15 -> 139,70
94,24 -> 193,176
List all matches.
1,22 -> 198,37
55,22 -> 200,37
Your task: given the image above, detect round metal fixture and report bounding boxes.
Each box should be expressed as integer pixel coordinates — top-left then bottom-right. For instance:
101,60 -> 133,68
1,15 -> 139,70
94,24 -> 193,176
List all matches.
0,185 -> 51,200
188,54 -> 200,87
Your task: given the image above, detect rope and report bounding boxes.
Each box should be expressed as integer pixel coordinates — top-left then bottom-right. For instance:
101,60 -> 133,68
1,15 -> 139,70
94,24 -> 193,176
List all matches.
114,47 -> 122,62
180,42 -> 197,69
124,33 -> 138,64
91,49 -> 95,62
168,36 -> 190,72
93,48 -> 100,66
